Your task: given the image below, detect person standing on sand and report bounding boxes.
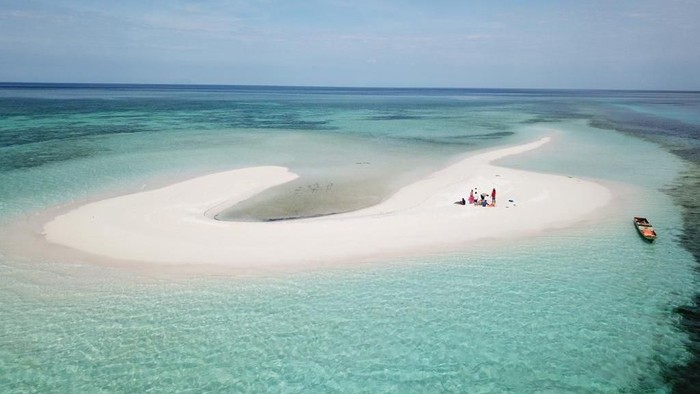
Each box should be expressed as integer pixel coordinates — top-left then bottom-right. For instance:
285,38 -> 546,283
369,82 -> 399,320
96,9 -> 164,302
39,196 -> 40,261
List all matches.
468,189 -> 475,204
491,188 -> 497,206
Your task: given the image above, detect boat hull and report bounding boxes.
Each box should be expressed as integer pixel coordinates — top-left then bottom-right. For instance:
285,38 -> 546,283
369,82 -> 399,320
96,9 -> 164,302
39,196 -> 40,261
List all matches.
633,217 -> 657,242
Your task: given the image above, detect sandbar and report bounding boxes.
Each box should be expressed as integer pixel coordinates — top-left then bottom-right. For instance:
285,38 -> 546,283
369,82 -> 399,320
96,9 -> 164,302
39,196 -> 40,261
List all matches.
43,137 -> 612,268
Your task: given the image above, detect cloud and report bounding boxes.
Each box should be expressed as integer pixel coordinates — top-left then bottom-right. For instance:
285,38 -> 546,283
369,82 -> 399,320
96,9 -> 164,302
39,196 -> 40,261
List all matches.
0,0 -> 698,89
135,13 -> 242,35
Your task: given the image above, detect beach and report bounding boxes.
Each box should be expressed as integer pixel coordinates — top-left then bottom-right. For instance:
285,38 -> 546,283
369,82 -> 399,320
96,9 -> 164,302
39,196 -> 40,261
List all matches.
43,136 -> 612,268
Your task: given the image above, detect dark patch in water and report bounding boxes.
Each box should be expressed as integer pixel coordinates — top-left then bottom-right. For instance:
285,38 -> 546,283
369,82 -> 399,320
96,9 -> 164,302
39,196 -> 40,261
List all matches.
0,97 -> 337,150
0,124 -> 146,148
0,140 -> 102,170
398,136 -> 475,146
671,300 -> 700,393
397,131 -> 514,146
521,117 -> 558,124
215,178 -> 388,223
367,114 -> 424,121
585,102 -> 700,393
665,168 -> 700,393
588,104 -> 700,142
673,147 -> 700,163
222,115 -> 334,130
261,211 -> 349,222
470,131 -> 515,139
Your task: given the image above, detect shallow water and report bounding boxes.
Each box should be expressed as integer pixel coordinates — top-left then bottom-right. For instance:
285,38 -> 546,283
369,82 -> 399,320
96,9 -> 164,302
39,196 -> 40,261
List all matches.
0,85 -> 698,392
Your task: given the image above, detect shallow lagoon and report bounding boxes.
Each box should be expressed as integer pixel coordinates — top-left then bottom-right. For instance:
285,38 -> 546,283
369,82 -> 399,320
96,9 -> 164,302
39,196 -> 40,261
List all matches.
0,85 -> 698,392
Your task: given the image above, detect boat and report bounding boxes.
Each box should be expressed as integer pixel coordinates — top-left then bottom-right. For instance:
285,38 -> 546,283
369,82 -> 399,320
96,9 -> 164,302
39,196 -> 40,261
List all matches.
633,217 -> 657,242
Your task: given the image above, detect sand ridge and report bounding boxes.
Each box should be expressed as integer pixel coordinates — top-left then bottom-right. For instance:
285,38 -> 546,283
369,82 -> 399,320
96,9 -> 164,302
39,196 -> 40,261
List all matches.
43,137 -> 612,268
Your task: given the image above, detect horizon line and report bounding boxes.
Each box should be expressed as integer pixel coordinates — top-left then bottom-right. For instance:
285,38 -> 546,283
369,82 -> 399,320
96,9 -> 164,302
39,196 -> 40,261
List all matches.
1,81 -> 698,94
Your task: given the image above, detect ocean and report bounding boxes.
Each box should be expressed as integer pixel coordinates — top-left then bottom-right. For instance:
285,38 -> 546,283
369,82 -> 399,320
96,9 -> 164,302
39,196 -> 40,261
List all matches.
0,84 -> 698,392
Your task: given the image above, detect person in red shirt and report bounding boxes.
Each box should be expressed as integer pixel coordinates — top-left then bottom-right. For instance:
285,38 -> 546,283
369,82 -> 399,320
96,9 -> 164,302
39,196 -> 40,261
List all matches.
491,188 -> 497,206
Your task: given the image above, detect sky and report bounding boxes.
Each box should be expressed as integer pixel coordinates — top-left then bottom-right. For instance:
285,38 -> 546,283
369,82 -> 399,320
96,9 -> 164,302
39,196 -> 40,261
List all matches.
0,0 -> 699,90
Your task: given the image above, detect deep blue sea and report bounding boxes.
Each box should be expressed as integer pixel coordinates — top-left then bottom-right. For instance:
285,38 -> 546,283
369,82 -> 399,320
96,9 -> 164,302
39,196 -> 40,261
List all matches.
0,84 -> 699,392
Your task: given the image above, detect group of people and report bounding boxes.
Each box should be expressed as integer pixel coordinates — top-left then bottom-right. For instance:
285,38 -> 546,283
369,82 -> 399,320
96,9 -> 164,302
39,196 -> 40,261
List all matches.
455,188 -> 496,207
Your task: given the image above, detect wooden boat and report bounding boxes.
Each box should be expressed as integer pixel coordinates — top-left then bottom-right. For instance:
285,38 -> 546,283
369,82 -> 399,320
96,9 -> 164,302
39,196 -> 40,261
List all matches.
633,217 -> 657,242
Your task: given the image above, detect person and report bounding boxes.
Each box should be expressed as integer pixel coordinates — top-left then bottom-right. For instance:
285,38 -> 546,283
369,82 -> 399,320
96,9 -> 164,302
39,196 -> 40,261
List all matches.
481,198 -> 488,207
491,188 -> 497,206
454,198 -> 466,205
468,189 -> 475,204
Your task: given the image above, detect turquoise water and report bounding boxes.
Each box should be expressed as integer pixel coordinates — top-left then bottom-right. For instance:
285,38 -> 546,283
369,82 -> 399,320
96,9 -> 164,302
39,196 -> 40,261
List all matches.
1,85 -> 699,392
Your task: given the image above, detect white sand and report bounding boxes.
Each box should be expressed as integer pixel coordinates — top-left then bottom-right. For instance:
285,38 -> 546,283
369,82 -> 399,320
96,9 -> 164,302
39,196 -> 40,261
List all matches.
43,137 -> 612,268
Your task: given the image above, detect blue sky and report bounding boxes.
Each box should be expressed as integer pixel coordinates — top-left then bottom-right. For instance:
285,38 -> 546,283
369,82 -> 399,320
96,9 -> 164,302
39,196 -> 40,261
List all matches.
1,0 -> 699,89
